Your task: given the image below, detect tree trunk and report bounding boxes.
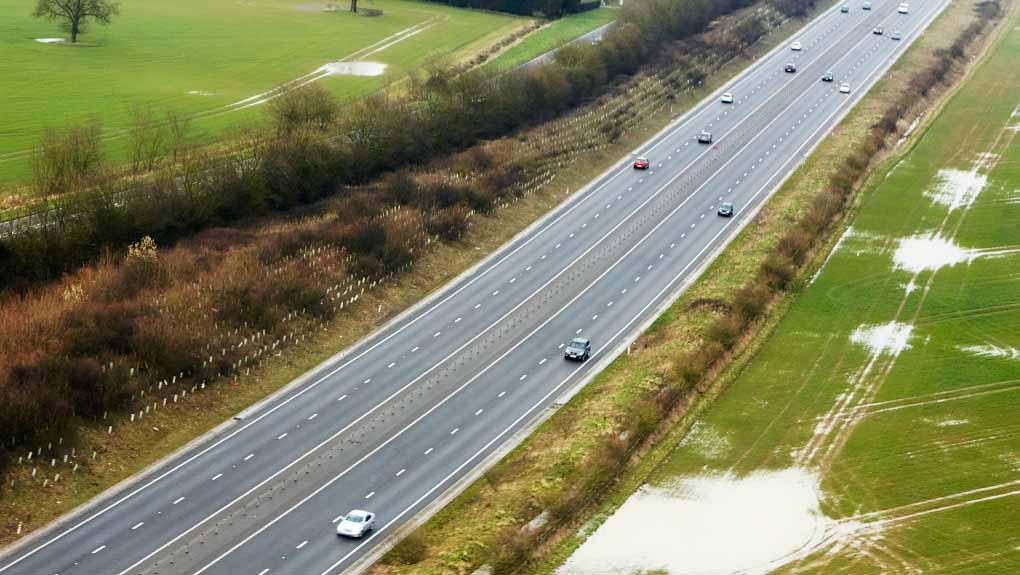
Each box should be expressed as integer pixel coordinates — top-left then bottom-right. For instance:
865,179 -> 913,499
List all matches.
70,20 -> 79,43
350,0 -> 358,12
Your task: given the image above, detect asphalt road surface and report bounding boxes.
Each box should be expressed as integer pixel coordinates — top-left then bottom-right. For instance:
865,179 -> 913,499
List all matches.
0,0 -> 949,573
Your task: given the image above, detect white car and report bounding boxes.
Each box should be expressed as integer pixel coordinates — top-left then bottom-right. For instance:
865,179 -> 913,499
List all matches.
721,92 -> 734,104
791,41 -> 803,51
839,82 -> 851,94
898,2 -> 909,13
337,510 -> 375,538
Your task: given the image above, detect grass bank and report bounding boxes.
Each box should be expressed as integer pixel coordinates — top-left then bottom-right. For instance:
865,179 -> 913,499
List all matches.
483,8 -> 617,70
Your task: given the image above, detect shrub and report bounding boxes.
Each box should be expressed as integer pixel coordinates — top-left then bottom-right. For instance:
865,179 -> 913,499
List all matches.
382,530 -> 429,565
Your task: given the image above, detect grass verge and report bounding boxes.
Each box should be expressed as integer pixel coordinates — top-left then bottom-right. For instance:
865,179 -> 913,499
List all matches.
483,8 -> 617,70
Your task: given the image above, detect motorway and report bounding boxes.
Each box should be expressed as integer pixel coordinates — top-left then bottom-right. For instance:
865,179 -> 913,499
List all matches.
0,0 -> 949,573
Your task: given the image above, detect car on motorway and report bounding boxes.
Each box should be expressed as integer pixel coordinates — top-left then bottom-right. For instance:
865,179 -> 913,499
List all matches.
841,3 -> 850,12
840,82 -> 851,94
697,131 -> 713,144
564,337 -> 591,361
898,2 -> 909,13
791,41 -> 803,51
337,510 -> 375,538
717,202 -> 734,217
862,1 -> 871,9
822,71 -> 834,82
721,92 -> 734,104
633,156 -> 650,170
785,62 -> 797,73
873,26 -> 884,35
891,30 -> 902,40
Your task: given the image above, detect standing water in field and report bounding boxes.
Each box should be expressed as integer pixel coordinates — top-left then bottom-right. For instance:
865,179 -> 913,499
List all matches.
559,468 -> 846,575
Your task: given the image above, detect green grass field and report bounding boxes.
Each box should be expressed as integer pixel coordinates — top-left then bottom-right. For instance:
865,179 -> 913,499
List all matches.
484,7 -> 616,69
0,0 -> 527,188
561,9 -> 1020,574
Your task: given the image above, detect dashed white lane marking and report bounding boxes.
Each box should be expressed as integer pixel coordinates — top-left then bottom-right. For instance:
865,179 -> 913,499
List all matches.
337,394 -> 347,402
475,409 -> 484,416
454,317 -> 462,323
691,223 -> 696,228
594,213 -> 599,219
332,515 -> 343,524
519,374 -> 527,381
365,491 -> 375,499
450,428 -> 459,435
509,277 -> 516,283
498,391 -> 507,398
541,254 -> 547,260
433,331 -> 441,338
363,378 -> 371,384
617,195 -> 622,200
539,358 -> 547,365
607,301 -> 614,307
558,343 -> 565,349
212,473 -> 223,481
581,223 -> 587,228
131,522 -> 144,531
647,264 -> 653,270
258,569 -> 270,575
296,541 -> 308,550
681,233 -> 686,238
387,362 -> 396,369
525,266 -> 532,271
474,303 -> 482,309
91,545 -> 106,555
575,328 -> 583,334
307,413 -> 318,421
244,453 -> 254,461
700,214 -> 705,219
173,496 -> 185,505
424,448 -> 434,455
277,433 -> 288,440
492,290 -> 500,296
621,288 -> 627,294
634,276 -> 641,282
395,469 -> 405,477
410,346 -> 419,354
554,244 -> 561,249
592,314 -> 599,320
670,243 -> 676,248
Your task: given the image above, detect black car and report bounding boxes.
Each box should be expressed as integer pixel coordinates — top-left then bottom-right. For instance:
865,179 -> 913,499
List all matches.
822,71 -> 834,82
717,202 -> 734,217
784,62 -> 797,73
564,337 -> 591,361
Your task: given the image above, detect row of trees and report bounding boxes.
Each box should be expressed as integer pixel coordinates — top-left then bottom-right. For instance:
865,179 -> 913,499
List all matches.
418,0 -> 596,18
3,0 -> 769,291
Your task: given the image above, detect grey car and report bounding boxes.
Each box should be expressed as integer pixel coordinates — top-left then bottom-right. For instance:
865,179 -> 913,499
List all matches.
697,131 -> 713,144
564,337 -> 591,361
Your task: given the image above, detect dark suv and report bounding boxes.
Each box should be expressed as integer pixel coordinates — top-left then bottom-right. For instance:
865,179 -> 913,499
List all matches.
717,202 -> 734,217
784,62 -> 797,73
564,337 -> 591,361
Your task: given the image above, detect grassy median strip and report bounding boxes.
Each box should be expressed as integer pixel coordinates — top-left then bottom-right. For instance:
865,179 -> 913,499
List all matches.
372,0 -> 1013,572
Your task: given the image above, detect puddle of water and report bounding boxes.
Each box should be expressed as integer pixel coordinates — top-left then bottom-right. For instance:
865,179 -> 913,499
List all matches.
892,234 -> 972,274
850,322 -> 913,357
926,168 -> 988,211
559,468 -> 833,575
319,61 -> 388,76
35,38 -> 65,44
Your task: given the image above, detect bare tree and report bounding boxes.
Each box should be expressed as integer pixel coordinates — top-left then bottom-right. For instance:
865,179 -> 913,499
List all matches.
33,0 -> 120,44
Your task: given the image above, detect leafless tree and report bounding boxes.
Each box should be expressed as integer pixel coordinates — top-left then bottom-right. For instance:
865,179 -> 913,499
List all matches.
33,0 -> 120,44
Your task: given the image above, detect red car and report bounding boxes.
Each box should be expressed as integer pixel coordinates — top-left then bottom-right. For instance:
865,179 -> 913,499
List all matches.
633,156 -> 650,170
